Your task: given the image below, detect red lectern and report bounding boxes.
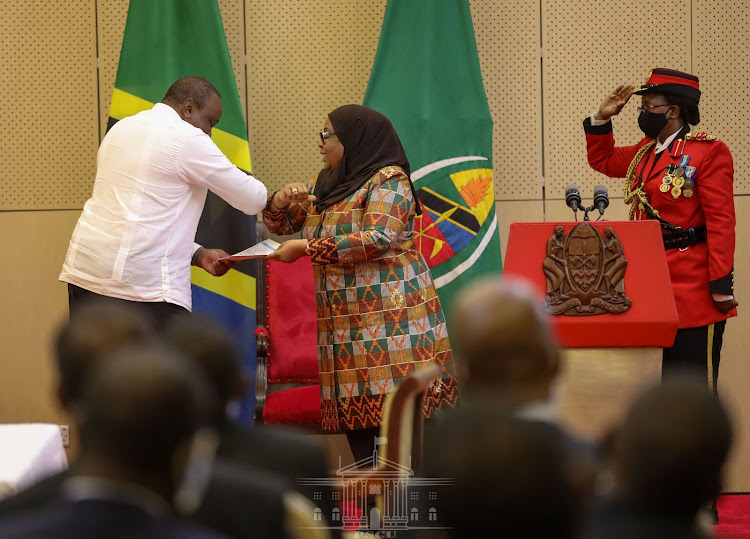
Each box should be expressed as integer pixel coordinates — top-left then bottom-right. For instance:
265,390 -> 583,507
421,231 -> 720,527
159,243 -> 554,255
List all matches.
503,220 -> 679,438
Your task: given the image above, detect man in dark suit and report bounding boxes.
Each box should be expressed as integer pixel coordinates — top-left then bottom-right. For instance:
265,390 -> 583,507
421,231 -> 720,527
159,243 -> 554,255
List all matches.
0,303 -> 293,539
0,341 -> 228,539
425,409 -> 582,538
448,277 -> 598,496
166,315 -> 338,537
587,380 -> 732,539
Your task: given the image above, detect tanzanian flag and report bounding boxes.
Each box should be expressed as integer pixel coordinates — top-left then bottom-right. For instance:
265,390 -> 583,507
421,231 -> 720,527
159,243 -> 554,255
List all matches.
363,0 -> 502,319
109,0 -> 258,422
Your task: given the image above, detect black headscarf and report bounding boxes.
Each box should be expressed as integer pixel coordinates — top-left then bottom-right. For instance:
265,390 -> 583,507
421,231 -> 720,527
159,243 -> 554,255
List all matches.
313,104 -> 420,214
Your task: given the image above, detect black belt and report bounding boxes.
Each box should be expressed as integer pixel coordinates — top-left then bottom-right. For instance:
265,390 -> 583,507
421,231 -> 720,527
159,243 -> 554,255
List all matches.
662,225 -> 707,250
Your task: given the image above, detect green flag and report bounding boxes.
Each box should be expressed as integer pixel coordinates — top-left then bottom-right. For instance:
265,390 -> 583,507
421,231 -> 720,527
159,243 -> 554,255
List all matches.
364,0 -> 502,318
110,0 -> 258,421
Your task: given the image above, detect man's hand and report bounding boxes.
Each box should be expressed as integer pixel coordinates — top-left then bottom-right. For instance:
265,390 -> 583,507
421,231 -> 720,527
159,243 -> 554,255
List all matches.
194,248 -> 236,276
713,297 -> 739,315
266,239 -> 308,263
271,183 -> 317,210
598,84 -> 635,121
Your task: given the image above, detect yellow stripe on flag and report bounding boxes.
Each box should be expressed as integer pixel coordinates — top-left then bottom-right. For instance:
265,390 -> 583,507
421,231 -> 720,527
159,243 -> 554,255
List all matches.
110,88 -> 154,120
110,89 -> 252,172
212,129 -> 252,172
191,267 -> 256,310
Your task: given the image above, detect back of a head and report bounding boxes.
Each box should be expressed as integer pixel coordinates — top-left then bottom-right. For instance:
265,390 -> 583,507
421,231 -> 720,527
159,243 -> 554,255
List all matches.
450,277 -> 558,391
615,380 -> 732,510
165,315 -> 242,425
79,341 -> 213,478
426,409 -> 580,538
162,76 -> 220,109
55,301 -> 153,406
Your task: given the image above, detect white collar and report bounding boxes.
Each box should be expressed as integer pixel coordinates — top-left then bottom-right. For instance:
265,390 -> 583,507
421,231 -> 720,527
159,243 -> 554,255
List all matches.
654,129 -> 684,154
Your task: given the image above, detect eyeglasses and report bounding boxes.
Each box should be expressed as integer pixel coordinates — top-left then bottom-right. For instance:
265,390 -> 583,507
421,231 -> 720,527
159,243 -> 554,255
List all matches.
638,103 -> 672,113
319,131 -> 336,144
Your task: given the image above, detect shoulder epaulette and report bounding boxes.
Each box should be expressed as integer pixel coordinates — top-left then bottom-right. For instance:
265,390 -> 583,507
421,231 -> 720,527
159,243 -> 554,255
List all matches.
685,132 -> 717,142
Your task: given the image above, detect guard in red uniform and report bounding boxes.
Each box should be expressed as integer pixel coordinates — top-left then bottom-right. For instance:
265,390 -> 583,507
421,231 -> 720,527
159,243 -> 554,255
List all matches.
583,68 -> 737,393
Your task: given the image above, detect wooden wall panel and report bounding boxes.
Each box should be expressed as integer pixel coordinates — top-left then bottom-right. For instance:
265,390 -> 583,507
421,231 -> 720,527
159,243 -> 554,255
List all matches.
0,211 -> 80,424
472,0 -> 543,201
0,0 -> 98,209
244,0 -> 386,190
541,0 -> 691,209
693,0 -> 750,194
717,195 -> 750,492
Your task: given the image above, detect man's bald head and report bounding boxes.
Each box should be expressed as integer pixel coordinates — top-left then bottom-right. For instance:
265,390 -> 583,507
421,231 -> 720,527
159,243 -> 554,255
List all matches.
451,277 -> 558,397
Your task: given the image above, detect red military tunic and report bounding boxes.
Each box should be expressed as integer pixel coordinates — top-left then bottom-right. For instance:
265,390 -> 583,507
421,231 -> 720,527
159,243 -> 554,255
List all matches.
584,118 -> 736,329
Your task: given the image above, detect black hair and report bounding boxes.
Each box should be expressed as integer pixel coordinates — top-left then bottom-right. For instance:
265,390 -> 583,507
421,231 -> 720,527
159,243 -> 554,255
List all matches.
665,93 -> 700,125
162,76 -> 221,109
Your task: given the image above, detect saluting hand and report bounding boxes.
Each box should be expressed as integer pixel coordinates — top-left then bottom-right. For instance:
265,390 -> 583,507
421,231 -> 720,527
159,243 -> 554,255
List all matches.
598,84 -> 635,121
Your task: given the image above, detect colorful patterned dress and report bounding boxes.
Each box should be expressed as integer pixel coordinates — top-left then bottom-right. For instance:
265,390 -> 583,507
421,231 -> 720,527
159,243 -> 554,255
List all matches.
263,165 -> 459,433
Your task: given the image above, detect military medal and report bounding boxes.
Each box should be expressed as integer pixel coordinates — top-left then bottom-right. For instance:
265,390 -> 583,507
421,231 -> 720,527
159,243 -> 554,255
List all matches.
675,166 -> 685,177
684,179 -> 694,188
671,185 -> 681,199
661,174 -> 674,193
683,188 -> 694,197
673,176 -> 685,188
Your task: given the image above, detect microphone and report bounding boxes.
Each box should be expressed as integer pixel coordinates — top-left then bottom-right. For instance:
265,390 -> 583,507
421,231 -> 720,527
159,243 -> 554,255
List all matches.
565,185 -> 581,214
594,184 -> 609,217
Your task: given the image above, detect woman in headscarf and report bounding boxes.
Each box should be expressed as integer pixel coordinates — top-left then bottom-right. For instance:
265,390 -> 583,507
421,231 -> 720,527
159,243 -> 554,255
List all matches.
265,105 -> 459,460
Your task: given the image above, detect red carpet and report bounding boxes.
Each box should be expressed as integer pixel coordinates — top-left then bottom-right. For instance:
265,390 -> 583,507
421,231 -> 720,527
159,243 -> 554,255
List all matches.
715,495 -> 750,539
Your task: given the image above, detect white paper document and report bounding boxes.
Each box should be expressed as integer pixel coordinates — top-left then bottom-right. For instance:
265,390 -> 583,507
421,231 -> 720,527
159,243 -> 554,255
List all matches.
219,239 -> 280,261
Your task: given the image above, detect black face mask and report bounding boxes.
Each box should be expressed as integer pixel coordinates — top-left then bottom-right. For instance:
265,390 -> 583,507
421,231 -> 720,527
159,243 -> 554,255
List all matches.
638,109 -> 669,139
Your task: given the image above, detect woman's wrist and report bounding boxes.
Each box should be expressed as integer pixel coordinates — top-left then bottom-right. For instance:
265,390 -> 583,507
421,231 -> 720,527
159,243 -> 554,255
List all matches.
269,191 -> 288,212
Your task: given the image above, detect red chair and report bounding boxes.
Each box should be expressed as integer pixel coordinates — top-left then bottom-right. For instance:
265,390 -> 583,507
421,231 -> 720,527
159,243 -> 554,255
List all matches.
255,254 -> 322,427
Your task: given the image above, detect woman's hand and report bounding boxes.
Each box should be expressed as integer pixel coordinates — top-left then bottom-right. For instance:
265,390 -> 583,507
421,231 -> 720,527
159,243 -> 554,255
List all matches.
271,183 -> 316,210
597,84 -> 635,121
266,239 -> 308,263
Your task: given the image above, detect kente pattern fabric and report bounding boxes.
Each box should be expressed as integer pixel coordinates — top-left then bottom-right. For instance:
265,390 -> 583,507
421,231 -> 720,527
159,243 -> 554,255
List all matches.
264,166 -> 459,433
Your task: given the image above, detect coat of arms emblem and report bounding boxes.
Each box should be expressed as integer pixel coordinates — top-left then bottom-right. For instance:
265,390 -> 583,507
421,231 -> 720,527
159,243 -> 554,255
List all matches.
542,223 -> 631,315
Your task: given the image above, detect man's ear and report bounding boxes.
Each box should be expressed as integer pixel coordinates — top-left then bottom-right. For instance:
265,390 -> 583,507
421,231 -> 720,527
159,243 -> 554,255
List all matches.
183,98 -> 196,116
668,104 -> 681,120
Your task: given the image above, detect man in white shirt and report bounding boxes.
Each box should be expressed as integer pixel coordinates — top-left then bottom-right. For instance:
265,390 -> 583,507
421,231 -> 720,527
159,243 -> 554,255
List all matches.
60,76 -> 269,328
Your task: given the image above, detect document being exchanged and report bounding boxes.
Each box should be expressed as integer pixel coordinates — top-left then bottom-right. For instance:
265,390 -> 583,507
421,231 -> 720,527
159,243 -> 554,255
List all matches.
219,239 -> 280,261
